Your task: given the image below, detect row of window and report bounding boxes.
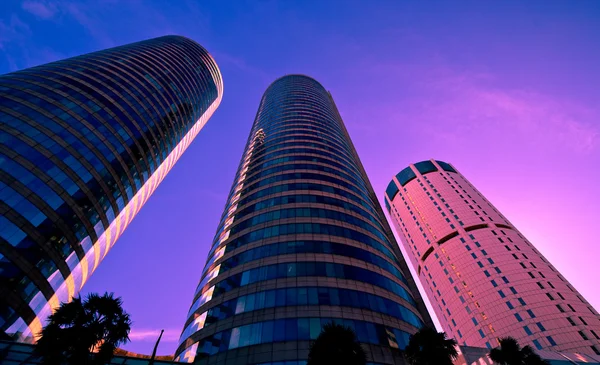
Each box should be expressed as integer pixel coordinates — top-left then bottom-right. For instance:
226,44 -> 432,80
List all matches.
204,240 -> 405,287
195,261 -> 413,309
238,173 -> 373,214
244,158 -> 369,196
181,286 -> 423,340
233,193 -> 383,232
193,317 -> 413,357
250,140 -> 355,169
229,207 -> 390,246
248,146 -> 359,177
206,221 -> 397,267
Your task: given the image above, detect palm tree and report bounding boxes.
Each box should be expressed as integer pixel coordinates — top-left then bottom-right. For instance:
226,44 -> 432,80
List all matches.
489,337 -> 549,365
404,327 -> 458,365
307,322 -> 367,365
35,292 -> 132,365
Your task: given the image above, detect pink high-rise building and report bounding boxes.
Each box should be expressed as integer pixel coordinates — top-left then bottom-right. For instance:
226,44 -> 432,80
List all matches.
384,159 -> 600,356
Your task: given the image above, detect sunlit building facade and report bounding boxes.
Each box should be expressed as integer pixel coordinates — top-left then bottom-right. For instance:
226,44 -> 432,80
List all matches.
175,75 -> 432,364
384,159 -> 600,356
0,35 -> 223,340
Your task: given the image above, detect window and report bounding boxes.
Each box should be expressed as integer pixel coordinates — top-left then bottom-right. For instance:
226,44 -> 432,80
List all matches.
527,310 -> 536,318
532,340 -> 542,350
556,304 -> 565,313
546,293 -> 554,300
515,313 -> 523,322
523,326 -> 532,335
498,290 -> 506,298
557,293 -> 565,300
536,322 -> 546,332
518,298 -> 526,306
567,317 -> 576,326
579,316 -> 588,325
506,301 -> 514,310
590,330 -> 600,340
537,282 -> 544,289
568,304 -> 576,312
479,329 -> 485,338
472,317 -> 478,325
509,287 -> 517,294
579,331 -> 589,341
547,336 -> 556,346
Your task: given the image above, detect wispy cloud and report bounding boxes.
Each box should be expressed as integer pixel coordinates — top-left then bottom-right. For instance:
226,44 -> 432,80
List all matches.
362,62 -> 600,155
128,328 -> 181,342
420,69 -> 600,153
22,1 -> 58,19
212,50 -> 272,82
0,14 -> 31,49
62,1 -> 115,48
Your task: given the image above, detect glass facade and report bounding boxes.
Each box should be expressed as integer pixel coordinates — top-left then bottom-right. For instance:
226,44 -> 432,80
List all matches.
0,35 -> 223,340
175,75 -> 432,364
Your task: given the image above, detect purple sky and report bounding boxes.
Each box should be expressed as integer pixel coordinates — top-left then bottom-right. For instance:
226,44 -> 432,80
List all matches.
1,0 -> 600,355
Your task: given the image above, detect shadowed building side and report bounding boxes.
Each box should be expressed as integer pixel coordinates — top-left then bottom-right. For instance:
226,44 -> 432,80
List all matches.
0,35 -> 223,341
384,159 -> 600,356
175,75 -> 432,365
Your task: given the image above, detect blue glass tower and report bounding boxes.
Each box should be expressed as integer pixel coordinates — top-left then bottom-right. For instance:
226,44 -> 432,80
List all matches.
176,75 -> 432,364
0,35 -> 223,340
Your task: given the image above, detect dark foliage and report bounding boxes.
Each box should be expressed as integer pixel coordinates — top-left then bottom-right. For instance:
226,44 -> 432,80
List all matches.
489,337 -> 550,365
307,322 -> 367,365
404,327 -> 458,365
34,292 -> 132,365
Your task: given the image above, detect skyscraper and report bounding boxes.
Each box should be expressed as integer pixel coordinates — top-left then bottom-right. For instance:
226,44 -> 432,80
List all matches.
384,159 -> 600,355
0,35 -> 223,341
176,75 -> 432,365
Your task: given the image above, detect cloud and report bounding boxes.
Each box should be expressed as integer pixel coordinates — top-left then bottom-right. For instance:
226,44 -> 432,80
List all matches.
0,14 -> 31,49
422,70 -> 600,153
363,62 -> 600,154
22,1 -> 58,19
211,51 -> 272,82
128,328 -> 181,342
62,2 -> 115,48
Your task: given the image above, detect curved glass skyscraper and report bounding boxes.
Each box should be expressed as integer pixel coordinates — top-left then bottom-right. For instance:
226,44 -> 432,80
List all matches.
176,75 -> 431,364
0,35 -> 223,340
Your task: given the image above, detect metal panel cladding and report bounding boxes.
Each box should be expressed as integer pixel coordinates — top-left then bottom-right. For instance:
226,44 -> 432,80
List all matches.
176,75 -> 432,364
0,35 -> 223,340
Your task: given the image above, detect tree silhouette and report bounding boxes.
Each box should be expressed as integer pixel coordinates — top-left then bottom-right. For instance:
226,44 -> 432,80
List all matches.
404,327 -> 458,365
307,322 -> 367,365
35,292 -> 132,365
489,337 -> 550,365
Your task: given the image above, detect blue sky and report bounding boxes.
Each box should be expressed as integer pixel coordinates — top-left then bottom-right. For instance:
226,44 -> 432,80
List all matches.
1,0 -> 600,355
